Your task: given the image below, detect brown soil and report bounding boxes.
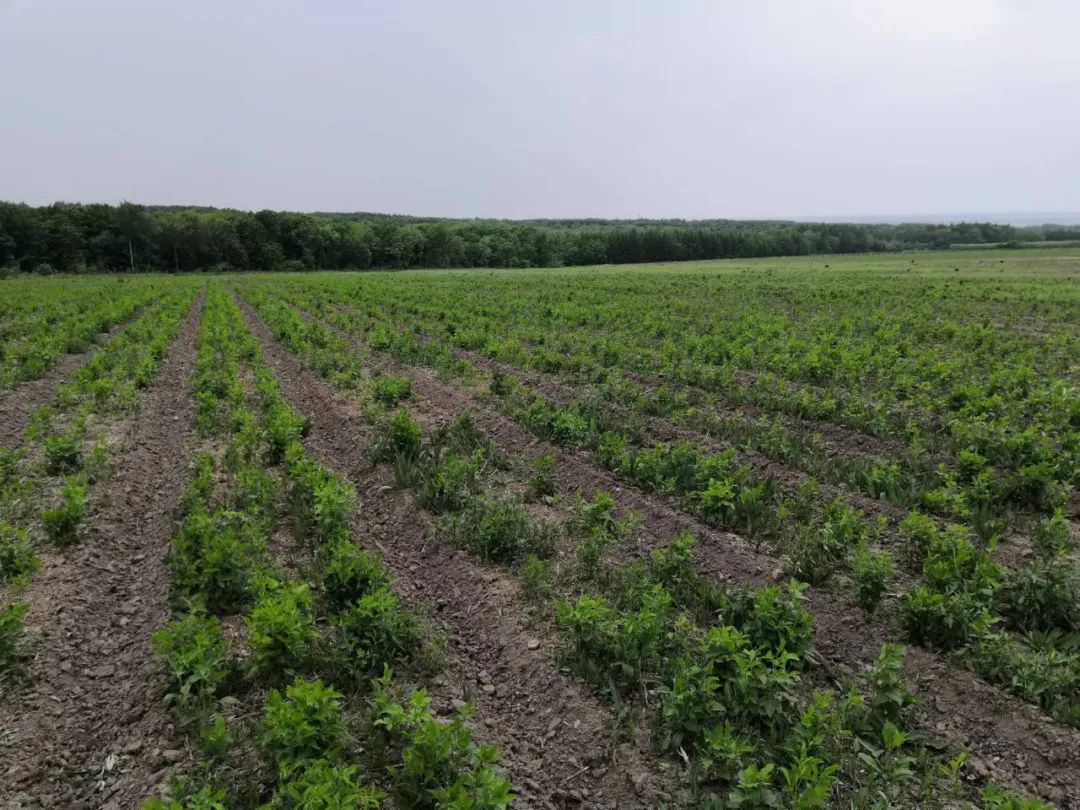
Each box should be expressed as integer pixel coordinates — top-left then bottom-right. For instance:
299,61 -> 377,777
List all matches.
299,307 -> 1080,808
236,295 -> 667,810
0,293 -> 203,810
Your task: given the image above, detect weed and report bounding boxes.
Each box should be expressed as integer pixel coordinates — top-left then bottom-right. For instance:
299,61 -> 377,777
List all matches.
439,496 -> 556,563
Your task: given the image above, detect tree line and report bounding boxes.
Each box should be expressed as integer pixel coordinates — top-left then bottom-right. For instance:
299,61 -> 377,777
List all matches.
1,201 -> 1076,274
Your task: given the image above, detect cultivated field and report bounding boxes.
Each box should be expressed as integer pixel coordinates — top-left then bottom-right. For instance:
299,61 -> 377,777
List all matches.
0,250 -> 1077,809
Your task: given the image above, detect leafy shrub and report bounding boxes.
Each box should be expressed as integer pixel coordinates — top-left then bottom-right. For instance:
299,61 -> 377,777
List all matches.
373,409 -> 422,462
170,511 -> 257,613
923,524 -> 1001,599
850,543 -> 894,613
576,491 -> 619,536
698,476 -> 736,523
519,555 -> 553,601
996,556 -> 1080,633
335,587 -> 420,678
288,452 -> 354,547
735,582 -> 814,658
662,624 -> 801,751
787,499 -> 868,585
266,761 -> 383,809
266,402 -> 310,464
321,540 -> 390,612
526,453 -> 557,501
439,496 -> 555,563
41,475 -> 88,545
1033,508 -> 1072,557
557,586 -> 673,694
43,434 -> 81,475
902,586 -> 992,650
373,375 -> 412,405
899,511 -> 938,558
371,675 -> 512,809
864,643 -> 916,730
152,612 -> 231,722
0,522 -> 38,584
182,453 -> 216,513
247,581 -> 316,680
260,677 -> 346,778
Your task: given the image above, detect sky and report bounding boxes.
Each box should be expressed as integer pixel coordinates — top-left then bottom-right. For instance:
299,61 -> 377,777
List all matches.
1,0 -> 1078,220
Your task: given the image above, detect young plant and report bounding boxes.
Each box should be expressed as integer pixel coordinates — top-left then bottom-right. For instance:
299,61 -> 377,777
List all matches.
247,581 -> 316,681
334,587 -> 421,679
373,375 -> 412,406
0,521 -> 39,584
850,542 -> 895,613
526,453 -> 557,501
370,674 -> 512,810
265,761 -> 383,809
0,603 -> 29,684
152,611 -> 231,723
43,434 -> 82,475
41,475 -> 88,545
259,677 -> 347,778
321,540 -> 390,612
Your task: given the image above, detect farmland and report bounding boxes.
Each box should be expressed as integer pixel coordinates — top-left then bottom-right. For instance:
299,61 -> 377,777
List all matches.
0,249 -> 1078,809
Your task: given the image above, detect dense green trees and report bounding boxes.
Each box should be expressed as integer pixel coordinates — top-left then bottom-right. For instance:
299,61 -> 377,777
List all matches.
0,201 -> 1073,274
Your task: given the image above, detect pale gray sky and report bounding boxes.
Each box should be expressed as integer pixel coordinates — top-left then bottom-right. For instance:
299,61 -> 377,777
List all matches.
1,1 -> 1077,219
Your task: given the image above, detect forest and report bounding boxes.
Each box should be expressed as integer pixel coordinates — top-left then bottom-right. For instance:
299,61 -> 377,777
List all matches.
3,201 -> 1079,274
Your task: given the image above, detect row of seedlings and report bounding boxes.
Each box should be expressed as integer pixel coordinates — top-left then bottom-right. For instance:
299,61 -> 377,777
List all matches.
147,283 -> 512,808
370,408 -> 1053,809
0,275 -> 165,389
0,282 -> 201,689
240,283 -> 1080,735
236,279 -> 1063,807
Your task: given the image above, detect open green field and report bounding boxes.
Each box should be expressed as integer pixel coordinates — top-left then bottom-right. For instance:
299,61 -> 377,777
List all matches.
1,249 -> 1078,808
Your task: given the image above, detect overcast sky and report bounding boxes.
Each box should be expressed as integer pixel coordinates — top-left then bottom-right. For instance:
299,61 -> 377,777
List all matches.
1,1 -> 1077,219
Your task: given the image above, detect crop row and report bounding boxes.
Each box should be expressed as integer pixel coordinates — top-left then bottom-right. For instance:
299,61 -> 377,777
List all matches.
148,283 -> 510,808
247,270 -> 1078,514
234,279 -> 1053,808
0,275 -> 169,389
230,279 -> 1080,733
0,282 -> 200,687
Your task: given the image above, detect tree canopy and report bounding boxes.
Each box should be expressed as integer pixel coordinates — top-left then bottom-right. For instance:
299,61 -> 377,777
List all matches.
1,201 -> 1073,274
